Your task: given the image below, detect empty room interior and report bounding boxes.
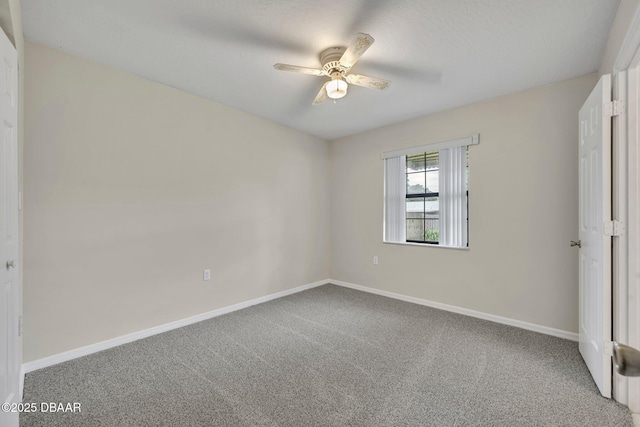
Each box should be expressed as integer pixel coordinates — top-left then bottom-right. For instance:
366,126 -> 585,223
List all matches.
3,0 -> 640,426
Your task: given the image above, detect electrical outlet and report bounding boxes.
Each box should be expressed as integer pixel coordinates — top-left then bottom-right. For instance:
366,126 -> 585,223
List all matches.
203,269 -> 211,281
373,256 -> 379,265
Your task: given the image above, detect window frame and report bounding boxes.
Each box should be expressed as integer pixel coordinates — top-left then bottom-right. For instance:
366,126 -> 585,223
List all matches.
405,151 -> 441,245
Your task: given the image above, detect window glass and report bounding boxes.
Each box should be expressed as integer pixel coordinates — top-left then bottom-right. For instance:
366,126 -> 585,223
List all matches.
407,153 -> 426,172
426,170 -> 439,193
407,172 -> 426,194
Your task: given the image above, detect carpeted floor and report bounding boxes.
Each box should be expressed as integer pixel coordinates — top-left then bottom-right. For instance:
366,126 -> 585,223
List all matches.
21,284 -> 632,426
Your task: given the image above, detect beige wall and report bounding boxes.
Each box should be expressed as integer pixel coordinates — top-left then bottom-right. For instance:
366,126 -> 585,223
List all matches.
329,74 -> 597,334
24,41 -> 330,362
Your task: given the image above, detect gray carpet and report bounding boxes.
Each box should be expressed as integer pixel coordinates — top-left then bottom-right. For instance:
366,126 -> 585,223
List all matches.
21,284 -> 632,426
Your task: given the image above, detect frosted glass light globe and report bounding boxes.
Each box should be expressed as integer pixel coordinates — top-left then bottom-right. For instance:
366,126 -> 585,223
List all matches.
326,78 -> 348,99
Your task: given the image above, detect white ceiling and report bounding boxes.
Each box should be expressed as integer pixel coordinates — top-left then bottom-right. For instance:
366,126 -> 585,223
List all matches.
22,0 -> 620,140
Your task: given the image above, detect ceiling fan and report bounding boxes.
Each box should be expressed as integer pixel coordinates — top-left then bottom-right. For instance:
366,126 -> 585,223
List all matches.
273,33 -> 390,105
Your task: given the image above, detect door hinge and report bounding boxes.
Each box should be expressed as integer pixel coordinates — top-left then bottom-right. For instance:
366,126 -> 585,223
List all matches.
605,340 -> 614,357
604,220 -> 624,236
604,100 -> 626,117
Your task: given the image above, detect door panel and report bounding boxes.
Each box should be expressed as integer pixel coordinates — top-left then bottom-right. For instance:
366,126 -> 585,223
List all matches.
578,74 -> 612,398
0,22 -> 18,427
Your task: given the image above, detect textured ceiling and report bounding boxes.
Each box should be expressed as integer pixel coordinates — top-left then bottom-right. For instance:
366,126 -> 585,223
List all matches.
22,0 -> 620,140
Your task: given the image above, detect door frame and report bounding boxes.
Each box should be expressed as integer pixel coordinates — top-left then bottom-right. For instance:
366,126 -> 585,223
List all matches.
613,3 -> 640,412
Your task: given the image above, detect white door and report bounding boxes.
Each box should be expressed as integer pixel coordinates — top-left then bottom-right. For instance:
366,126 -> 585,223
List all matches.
0,24 -> 19,427
578,74 -> 612,398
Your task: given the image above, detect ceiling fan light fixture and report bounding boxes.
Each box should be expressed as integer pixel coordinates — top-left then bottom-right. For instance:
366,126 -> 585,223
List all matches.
274,33 -> 389,105
326,77 -> 347,99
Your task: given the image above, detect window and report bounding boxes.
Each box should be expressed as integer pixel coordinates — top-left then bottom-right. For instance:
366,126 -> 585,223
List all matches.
406,151 -> 441,244
383,134 -> 478,248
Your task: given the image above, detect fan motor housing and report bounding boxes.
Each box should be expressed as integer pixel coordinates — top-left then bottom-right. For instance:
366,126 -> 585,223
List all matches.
320,47 -> 348,74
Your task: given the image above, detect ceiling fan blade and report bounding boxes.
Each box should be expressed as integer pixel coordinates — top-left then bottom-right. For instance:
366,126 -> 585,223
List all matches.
346,74 -> 390,90
273,64 -> 325,76
178,17 -> 310,55
358,60 -> 442,83
346,0 -> 389,35
340,33 -> 375,68
312,82 -> 329,105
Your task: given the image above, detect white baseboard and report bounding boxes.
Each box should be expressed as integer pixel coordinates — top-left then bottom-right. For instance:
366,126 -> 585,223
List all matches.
22,277 -> 578,378
329,279 -> 579,342
22,279 -> 328,374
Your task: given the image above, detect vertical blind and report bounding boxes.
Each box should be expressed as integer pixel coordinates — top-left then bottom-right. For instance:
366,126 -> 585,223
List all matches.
384,155 -> 406,242
439,146 -> 467,247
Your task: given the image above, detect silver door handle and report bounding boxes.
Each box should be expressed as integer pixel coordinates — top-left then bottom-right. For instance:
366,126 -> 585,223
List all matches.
6,260 -> 14,269
570,240 -> 581,248
613,342 -> 640,377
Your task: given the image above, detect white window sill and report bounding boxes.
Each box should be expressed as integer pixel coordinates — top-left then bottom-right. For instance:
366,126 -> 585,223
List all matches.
383,241 -> 470,251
